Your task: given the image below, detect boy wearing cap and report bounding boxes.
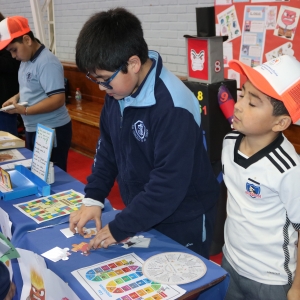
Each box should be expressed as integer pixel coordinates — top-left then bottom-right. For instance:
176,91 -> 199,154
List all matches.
69,8 -> 220,257
0,16 -> 72,171
221,55 -> 300,300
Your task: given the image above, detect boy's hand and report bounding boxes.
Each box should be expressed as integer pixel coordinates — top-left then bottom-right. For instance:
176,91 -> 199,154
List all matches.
69,205 -> 102,235
287,286 -> 300,300
88,224 -> 116,250
4,282 -> 16,300
2,94 -> 19,108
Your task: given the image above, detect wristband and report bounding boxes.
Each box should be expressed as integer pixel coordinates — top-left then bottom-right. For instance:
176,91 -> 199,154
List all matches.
25,107 -> 28,115
83,197 -> 104,209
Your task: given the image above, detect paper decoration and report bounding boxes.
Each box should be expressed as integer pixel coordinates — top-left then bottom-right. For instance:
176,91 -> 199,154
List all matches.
17,248 -> 79,300
0,208 -> 12,240
274,5 -> 300,41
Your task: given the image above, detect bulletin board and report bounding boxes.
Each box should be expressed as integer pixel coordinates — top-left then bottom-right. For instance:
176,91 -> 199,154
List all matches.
214,0 -> 300,88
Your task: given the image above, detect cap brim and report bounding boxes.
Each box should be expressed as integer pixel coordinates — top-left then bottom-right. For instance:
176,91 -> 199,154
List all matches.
228,60 -> 281,101
0,39 -> 13,50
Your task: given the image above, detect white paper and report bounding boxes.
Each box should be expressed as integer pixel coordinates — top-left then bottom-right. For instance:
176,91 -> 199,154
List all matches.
17,248 -> 47,300
0,149 -> 25,163
228,69 -> 241,88
0,208 -> 12,240
223,42 -> 233,67
265,41 -> 295,61
266,6 -> 277,30
17,248 -> 79,300
31,124 -> 55,181
41,247 -> 70,262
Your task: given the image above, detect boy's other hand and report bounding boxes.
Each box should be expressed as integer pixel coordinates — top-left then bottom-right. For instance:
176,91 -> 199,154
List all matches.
69,205 -> 102,235
287,286 -> 300,300
88,224 -> 116,250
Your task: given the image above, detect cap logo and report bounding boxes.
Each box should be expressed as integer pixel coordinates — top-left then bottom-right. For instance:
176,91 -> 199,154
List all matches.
268,57 -> 281,65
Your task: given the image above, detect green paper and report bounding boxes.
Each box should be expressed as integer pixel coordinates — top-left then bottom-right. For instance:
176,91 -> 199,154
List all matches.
0,232 -> 19,263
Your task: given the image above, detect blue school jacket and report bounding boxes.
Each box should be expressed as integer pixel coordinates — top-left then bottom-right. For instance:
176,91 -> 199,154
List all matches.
84,51 -> 219,242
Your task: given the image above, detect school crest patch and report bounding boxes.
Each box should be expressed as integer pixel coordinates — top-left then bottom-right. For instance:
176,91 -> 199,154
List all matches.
132,120 -> 148,142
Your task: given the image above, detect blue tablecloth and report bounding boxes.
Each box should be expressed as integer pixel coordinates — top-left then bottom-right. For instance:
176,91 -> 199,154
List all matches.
0,148 -> 113,245
1,148 -> 229,299
13,210 -> 229,300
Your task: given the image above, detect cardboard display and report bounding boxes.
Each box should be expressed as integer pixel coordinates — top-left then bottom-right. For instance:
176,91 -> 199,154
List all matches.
0,131 -> 25,150
0,165 -> 50,201
184,36 -> 224,84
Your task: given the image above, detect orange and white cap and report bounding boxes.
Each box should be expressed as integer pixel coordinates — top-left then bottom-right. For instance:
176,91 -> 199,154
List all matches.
229,55 -> 300,123
0,16 -> 31,50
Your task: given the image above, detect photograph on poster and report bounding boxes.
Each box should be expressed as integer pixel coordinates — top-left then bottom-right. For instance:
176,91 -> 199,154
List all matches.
217,6 -> 242,42
274,5 -> 300,40
266,6 -> 277,29
239,5 -> 267,66
265,41 -> 294,60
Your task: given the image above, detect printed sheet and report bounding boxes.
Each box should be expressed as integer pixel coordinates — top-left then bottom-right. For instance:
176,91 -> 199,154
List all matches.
14,189 -> 83,224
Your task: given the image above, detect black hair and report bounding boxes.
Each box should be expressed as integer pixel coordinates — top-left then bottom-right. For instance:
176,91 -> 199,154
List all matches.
0,12 -> 5,22
10,31 -> 36,44
269,97 -> 290,117
76,7 -> 149,74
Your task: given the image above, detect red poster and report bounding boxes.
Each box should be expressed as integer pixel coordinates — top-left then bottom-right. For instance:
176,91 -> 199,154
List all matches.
187,38 -> 209,81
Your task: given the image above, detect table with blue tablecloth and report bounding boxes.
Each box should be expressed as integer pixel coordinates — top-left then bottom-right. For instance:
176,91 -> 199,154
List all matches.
0,147 -> 229,300
13,210 -> 229,300
0,148 -> 112,245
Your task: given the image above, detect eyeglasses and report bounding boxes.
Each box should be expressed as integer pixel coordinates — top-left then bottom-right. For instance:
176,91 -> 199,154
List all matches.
86,65 -> 124,89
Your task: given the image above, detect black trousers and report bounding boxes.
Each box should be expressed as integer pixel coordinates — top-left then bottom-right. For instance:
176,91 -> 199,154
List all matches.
25,121 -> 72,172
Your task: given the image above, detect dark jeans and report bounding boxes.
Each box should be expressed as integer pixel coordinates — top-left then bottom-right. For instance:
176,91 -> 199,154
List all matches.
0,112 -> 18,136
25,121 -> 72,171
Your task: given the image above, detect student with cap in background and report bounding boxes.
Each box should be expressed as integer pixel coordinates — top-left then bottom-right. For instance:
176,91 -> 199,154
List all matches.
221,55 -> 300,300
0,16 -> 72,171
0,12 -> 20,136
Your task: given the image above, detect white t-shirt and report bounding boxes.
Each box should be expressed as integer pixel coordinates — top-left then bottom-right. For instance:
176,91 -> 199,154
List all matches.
222,131 -> 300,285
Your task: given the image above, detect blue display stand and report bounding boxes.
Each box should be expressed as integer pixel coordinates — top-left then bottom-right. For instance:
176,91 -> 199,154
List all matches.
0,165 -> 50,201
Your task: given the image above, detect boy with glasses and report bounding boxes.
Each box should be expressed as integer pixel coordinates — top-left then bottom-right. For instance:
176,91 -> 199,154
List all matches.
69,7 -> 220,258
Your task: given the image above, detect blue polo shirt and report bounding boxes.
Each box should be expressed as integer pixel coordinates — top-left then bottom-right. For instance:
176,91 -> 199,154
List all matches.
19,45 -> 70,132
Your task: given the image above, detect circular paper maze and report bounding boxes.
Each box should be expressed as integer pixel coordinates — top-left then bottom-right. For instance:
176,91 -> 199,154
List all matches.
142,252 -> 207,285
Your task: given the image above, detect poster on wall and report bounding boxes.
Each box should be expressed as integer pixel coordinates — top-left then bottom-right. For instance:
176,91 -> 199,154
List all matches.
273,5 -> 300,41
214,0 -> 300,78
239,5 -> 268,66
217,6 -> 242,42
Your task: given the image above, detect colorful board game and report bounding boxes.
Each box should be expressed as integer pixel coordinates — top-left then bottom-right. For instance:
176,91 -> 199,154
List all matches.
71,253 -> 185,300
14,189 -> 83,224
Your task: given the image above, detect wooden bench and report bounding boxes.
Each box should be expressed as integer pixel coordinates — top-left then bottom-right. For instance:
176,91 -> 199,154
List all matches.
62,62 -> 105,157
62,61 -> 300,157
